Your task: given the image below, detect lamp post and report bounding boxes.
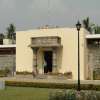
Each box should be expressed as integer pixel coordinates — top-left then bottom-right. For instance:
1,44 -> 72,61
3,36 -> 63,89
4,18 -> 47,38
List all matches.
76,21 -> 81,91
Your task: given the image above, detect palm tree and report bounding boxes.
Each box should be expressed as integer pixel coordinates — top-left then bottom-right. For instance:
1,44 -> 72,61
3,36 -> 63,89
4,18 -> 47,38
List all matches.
6,24 -> 16,39
82,17 -> 93,33
83,17 -> 100,34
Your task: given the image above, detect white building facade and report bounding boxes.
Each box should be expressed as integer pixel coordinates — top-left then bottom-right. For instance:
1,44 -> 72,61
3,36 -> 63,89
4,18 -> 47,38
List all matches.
16,28 -> 100,80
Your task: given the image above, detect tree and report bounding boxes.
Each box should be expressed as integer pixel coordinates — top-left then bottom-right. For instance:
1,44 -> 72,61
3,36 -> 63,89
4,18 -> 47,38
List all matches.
94,25 -> 100,34
82,17 -> 93,33
0,33 -> 4,39
0,33 -> 4,44
6,24 -> 16,39
82,17 -> 100,34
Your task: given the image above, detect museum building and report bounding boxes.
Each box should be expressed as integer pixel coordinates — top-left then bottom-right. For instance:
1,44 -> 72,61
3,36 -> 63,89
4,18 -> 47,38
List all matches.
16,27 -> 100,80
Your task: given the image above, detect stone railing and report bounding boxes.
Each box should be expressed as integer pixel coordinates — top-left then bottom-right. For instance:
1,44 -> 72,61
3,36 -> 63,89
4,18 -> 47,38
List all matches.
31,36 -> 61,47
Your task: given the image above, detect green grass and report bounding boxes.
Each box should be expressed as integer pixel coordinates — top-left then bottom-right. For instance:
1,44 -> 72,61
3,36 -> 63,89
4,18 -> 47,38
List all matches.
0,86 -> 59,100
0,86 -> 100,100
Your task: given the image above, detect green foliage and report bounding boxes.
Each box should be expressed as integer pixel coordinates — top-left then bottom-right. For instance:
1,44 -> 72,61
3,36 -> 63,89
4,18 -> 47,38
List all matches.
5,81 -> 100,91
0,33 -> 4,44
0,33 -> 4,40
0,86 -> 49,100
82,17 -> 100,34
5,67 -> 11,74
82,17 -> 92,33
6,24 -> 16,39
16,71 -> 32,75
94,25 -> 100,34
49,90 -> 70,100
0,70 -> 7,77
0,67 -> 11,77
63,72 -> 72,79
49,90 -> 100,100
0,86 -> 100,100
5,81 -> 75,89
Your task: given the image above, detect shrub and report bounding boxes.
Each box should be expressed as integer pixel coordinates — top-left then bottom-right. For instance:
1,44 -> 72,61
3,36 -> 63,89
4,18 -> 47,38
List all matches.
5,81 -> 76,89
49,90 -> 100,100
16,71 -> 32,75
0,70 -> 7,77
49,90 -> 68,100
5,81 -> 100,91
0,67 -> 11,77
64,72 -> 72,79
49,90 -> 76,100
5,67 -> 11,74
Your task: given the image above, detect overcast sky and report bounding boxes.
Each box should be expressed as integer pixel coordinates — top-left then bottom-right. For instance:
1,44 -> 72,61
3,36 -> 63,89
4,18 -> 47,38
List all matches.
0,0 -> 100,33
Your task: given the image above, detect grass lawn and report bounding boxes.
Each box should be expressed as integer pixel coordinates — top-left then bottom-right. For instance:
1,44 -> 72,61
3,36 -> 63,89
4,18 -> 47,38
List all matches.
0,86 -> 58,100
0,86 -> 100,100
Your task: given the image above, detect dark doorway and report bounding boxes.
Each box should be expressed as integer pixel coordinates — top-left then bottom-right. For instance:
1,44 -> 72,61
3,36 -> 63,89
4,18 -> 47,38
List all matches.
44,51 -> 53,73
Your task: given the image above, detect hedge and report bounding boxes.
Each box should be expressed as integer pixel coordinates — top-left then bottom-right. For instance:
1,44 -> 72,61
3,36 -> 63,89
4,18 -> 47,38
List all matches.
5,81 -> 100,91
16,71 -> 32,75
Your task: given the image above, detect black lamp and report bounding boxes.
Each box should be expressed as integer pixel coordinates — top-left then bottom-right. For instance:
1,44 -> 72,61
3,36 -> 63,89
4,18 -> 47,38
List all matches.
76,21 -> 81,31
76,20 -> 81,91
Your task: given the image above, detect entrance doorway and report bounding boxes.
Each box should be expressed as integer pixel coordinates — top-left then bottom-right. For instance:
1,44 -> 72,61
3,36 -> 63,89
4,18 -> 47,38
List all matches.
44,51 -> 53,73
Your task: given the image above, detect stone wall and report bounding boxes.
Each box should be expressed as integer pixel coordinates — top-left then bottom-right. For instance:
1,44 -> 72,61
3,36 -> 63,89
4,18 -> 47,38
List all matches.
88,46 -> 100,69
0,55 -> 16,71
87,45 -> 100,79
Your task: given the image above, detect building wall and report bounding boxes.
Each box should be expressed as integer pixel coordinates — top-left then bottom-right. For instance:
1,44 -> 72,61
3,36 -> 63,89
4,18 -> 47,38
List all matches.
0,55 -> 15,71
0,47 -> 16,72
87,44 -> 100,79
16,28 -> 87,80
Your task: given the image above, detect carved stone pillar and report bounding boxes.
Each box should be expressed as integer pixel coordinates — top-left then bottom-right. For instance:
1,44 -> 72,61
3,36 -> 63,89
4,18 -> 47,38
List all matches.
33,48 -> 39,74
52,48 -> 57,73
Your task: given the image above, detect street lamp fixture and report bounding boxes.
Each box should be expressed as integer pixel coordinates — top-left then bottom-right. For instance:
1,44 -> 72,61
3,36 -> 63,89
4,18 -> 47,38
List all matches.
76,21 -> 81,91
76,21 -> 81,31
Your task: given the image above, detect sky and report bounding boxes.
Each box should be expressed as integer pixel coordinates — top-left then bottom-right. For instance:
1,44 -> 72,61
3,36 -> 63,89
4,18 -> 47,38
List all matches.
0,0 -> 100,33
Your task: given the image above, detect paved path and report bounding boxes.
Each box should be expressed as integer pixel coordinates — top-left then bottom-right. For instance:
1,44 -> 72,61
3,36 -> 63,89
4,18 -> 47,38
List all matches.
0,75 -> 100,85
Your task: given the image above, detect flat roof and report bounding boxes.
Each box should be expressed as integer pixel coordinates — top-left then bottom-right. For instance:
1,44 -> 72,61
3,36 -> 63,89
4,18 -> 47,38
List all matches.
0,44 -> 16,48
86,34 -> 100,39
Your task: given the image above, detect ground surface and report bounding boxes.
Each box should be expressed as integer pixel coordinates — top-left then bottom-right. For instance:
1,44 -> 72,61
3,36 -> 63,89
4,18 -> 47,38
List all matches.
0,86 -> 57,100
0,75 -> 100,100
0,86 -> 100,100
0,75 -> 100,85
